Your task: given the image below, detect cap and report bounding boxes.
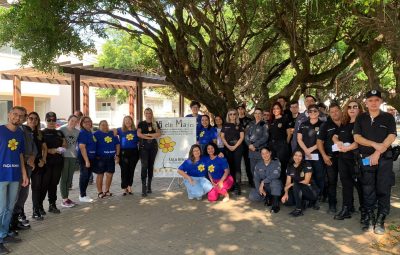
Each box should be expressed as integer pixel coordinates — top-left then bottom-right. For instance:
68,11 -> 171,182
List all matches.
45,112 -> 57,120
366,90 -> 382,99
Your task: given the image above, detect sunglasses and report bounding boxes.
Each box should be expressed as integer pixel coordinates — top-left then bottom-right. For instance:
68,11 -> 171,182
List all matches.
347,105 -> 359,109
228,113 -> 237,116
308,109 -> 318,113
28,116 -> 38,121
46,119 -> 56,123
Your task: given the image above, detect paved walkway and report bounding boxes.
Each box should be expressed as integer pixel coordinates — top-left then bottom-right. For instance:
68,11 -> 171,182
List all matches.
6,161 -> 400,255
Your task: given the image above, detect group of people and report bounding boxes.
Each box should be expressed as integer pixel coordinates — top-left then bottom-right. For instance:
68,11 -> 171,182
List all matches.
0,90 -> 397,254
178,90 -> 397,235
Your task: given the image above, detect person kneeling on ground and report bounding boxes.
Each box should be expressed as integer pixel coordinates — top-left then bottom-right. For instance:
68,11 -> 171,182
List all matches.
204,143 -> 233,202
281,150 -> 320,217
177,144 -> 213,200
249,147 -> 282,213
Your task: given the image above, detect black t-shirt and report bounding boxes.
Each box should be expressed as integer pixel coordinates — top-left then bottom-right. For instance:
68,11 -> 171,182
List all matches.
337,122 -> 356,159
287,114 -> 298,129
42,129 -> 64,149
317,118 -> 340,156
239,116 -> 253,129
286,162 -> 313,183
353,111 -> 397,155
269,117 -> 288,142
299,119 -> 323,153
138,121 -> 161,134
221,123 -> 243,145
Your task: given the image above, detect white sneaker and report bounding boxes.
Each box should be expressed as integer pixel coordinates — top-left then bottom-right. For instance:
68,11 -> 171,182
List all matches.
79,196 -> 93,203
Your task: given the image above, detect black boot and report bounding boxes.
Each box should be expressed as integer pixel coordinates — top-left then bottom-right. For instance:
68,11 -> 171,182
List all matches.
32,208 -> 44,221
361,211 -> 375,232
270,196 -> 280,213
234,183 -> 241,195
39,204 -> 46,216
374,214 -> 386,235
360,207 -> 367,224
334,206 -> 352,220
48,203 -> 61,214
147,178 -> 152,194
142,179 -> 147,197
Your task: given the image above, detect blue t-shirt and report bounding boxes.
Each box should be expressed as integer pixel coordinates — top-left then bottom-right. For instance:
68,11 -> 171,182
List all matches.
204,156 -> 229,180
197,126 -> 217,145
77,129 -> 96,159
117,128 -> 139,149
94,130 -> 120,157
178,157 -> 208,177
0,125 -> 25,182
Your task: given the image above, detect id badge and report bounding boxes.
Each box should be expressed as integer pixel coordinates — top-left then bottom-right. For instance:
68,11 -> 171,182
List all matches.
362,158 -> 370,166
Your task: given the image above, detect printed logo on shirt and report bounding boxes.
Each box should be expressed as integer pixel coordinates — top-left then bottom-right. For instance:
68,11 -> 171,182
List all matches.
104,136 -> 113,143
8,139 -> 18,151
315,127 -> 319,132
208,164 -> 215,173
199,131 -> 205,137
379,125 -> 388,129
198,164 -> 205,172
300,171 -> 304,177
278,123 -> 282,128
126,133 -> 134,140
93,136 -> 97,142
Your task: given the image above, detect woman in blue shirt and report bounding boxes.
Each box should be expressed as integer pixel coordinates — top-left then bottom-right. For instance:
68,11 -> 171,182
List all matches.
204,143 -> 233,202
114,116 -> 139,196
197,115 -> 217,153
77,116 -> 96,203
178,144 -> 212,200
94,120 -> 120,198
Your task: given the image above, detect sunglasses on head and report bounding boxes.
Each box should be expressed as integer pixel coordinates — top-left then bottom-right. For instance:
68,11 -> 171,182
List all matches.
308,109 -> 318,113
47,118 -> 56,123
347,105 -> 359,109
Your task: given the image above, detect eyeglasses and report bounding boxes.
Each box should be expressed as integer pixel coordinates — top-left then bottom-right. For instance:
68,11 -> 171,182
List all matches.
308,110 -> 318,113
347,105 -> 359,109
28,116 -> 38,121
46,119 -> 56,123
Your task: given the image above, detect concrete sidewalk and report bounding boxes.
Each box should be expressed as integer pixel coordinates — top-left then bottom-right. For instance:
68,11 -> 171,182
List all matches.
6,162 -> 400,255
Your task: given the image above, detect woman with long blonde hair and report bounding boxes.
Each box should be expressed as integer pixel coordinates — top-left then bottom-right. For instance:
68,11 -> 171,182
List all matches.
137,108 -> 161,197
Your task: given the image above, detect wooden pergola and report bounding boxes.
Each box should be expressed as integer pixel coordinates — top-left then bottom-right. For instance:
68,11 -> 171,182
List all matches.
0,62 -> 185,121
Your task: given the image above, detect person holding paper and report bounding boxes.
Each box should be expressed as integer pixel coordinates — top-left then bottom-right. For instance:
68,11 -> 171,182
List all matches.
317,103 -> 342,214
332,100 -> 364,221
41,112 -> 67,214
177,144 -> 212,200
297,104 -> 324,199
353,90 -> 397,234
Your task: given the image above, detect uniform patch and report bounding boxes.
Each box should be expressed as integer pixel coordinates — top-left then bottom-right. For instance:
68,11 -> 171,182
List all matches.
315,127 -> 319,132
300,171 -> 304,177
278,123 -> 282,128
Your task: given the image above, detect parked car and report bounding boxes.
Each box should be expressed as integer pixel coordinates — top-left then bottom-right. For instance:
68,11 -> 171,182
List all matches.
56,118 -> 67,128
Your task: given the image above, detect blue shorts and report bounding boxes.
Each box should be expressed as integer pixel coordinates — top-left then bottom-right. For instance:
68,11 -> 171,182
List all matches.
94,157 -> 115,174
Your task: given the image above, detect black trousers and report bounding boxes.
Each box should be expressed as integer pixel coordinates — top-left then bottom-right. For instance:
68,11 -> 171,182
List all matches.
293,183 -> 318,209
120,148 -> 140,189
360,157 -> 395,215
264,184 -> 280,207
338,157 -> 363,208
326,156 -> 339,206
41,156 -> 63,205
270,140 -> 289,185
13,164 -> 32,215
140,142 -> 158,182
31,166 -> 45,209
225,145 -> 243,184
242,145 -> 254,186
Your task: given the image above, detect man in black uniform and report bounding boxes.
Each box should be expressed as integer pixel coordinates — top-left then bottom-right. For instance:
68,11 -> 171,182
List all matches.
317,103 -> 342,214
354,90 -> 397,235
237,104 -> 254,187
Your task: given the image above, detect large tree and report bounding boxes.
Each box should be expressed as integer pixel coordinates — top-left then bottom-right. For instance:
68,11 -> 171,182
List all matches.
0,1 -> 398,115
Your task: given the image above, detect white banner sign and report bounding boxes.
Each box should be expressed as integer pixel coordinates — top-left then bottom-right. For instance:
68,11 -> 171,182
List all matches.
154,117 -> 197,177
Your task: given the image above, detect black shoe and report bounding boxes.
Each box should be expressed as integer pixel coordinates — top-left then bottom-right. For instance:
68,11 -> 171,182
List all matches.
374,214 -> 386,235
147,179 -> 152,194
39,206 -> 46,216
48,204 -> 61,214
290,209 -> 304,217
361,211 -> 375,232
327,204 -> 337,215
32,208 -> 44,221
18,212 -> 28,223
16,221 -> 30,230
0,243 -> 10,254
142,183 -> 147,197
334,206 -> 352,220
271,206 -> 280,214
3,235 -> 22,243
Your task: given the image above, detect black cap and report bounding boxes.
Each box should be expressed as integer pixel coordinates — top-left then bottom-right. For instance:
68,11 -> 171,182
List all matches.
366,90 -> 382,99
45,112 -> 57,120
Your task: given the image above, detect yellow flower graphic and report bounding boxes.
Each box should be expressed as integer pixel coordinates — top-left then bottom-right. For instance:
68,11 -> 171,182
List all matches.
159,136 -> 176,153
208,164 -> 215,173
8,139 -> 18,151
198,164 -> 205,172
199,131 -> 205,138
126,133 -> 134,141
104,136 -> 112,143
93,136 -> 97,142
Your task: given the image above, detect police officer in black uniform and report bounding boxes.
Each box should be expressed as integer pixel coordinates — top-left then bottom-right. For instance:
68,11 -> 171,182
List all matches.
317,103 -> 342,214
237,104 -> 254,187
353,90 -> 397,235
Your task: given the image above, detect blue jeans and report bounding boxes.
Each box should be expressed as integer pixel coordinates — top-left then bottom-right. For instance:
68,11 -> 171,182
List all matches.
307,159 -> 325,196
79,157 -> 94,197
0,181 -> 19,243
183,177 -> 212,199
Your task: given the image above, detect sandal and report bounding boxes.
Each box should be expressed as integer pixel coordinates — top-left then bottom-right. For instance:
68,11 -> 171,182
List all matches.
98,192 -> 106,198
122,189 -> 128,196
104,191 -> 113,197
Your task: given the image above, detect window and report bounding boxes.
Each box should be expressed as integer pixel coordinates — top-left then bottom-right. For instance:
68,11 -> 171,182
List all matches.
101,102 -> 112,111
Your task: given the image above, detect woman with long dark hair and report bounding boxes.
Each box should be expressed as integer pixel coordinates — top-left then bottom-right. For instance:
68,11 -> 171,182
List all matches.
281,150 -> 319,217
214,115 -> 225,154
115,115 -> 139,195
137,108 -> 161,197
177,144 -> 213,200
197,115 -> 217,153
333,100 -> 364,220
